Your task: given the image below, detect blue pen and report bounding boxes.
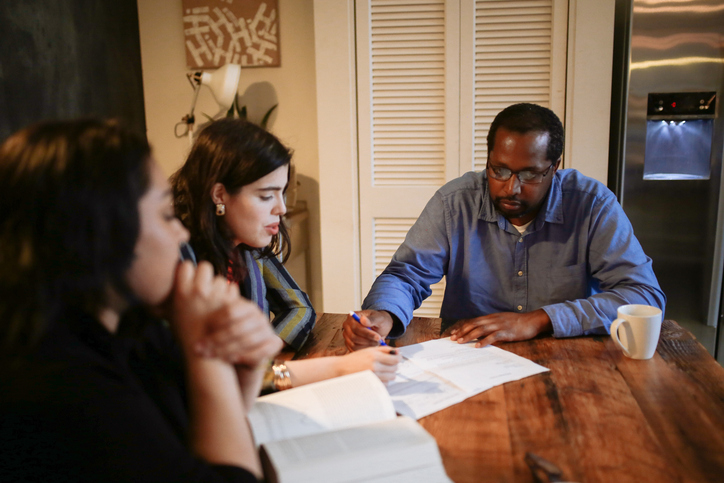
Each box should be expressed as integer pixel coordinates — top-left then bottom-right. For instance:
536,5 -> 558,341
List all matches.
349,311 -> 387,346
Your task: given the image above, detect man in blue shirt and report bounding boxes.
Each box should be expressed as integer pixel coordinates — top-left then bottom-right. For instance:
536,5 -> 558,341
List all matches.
343,103 -> 665,350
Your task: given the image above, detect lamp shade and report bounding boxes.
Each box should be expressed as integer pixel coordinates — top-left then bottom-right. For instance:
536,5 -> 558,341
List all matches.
200,63 -> 241,111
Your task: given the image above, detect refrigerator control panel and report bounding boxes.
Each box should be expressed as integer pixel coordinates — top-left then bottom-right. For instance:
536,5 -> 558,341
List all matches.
647,92 -> 716,118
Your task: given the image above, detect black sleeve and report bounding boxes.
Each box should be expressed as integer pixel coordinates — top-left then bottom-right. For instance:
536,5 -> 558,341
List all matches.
1,315 -> 260,483
1,368 -> 259,483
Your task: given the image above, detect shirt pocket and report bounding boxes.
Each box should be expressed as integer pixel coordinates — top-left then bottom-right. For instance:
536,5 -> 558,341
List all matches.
544,263 -> 588,305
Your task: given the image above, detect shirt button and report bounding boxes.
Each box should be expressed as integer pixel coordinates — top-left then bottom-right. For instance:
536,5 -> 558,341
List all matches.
517,305 -> 523,311
517,270 -> 523,276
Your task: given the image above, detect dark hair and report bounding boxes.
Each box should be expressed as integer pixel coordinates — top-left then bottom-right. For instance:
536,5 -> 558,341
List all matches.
487,103 -> 564,162
171,119 -> 292,283
0,119 -> 151,354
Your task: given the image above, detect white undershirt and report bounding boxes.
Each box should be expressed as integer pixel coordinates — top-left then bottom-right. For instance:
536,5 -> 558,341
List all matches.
511,219 -> 533,234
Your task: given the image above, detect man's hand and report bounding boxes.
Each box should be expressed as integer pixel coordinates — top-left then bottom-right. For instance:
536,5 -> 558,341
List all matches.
449,309 -> 553,348
342,310 -> 393,351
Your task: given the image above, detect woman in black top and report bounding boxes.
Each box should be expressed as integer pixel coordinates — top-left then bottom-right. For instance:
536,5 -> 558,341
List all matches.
0,119 -> 281,482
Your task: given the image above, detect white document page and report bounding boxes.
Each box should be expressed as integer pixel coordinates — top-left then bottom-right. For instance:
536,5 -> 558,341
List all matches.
247,371 -> 396,446
397,338 -> 549,395
386,358 -> 469,420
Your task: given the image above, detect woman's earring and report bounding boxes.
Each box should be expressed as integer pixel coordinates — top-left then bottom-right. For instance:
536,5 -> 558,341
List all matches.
215,203 -> 226,216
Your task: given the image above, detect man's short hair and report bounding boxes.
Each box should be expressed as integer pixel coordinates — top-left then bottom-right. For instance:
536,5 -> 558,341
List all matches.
487,103 -> 564,162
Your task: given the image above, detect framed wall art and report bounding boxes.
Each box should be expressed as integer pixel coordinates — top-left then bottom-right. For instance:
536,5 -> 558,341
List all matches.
182,0 -> 280,69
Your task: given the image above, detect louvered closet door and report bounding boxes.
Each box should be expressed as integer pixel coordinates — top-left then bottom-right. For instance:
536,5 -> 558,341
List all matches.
356,0 -> 568,318
356,0 -> 457,317
460,0 -> 568,172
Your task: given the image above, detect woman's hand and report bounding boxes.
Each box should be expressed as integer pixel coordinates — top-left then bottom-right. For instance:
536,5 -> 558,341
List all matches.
196,300 -> 283,369
334,346 -> 401,383
171,261 -> 282,366
170,261 -> 233,351
284,346 -> 401,388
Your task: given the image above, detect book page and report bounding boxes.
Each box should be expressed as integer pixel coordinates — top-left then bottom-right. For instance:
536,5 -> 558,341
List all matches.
398,337 -> 549,394
247,371 -> 396,446
261,416 -> 452,482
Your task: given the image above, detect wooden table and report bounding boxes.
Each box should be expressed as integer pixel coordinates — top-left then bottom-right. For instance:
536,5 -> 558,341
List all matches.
292,313 -> 724,483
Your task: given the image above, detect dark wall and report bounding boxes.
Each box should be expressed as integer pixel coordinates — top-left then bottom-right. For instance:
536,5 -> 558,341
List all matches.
0,0 -> 146,141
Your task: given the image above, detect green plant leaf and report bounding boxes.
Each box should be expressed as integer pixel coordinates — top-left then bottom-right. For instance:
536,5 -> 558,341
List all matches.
261,104 -> 278,130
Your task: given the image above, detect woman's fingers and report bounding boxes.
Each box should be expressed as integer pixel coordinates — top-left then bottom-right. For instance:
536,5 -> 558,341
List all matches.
372,346 -> 401,366
199,298 -> 281,366
205,327 -> 268,362
171,261 -> 277,363
225,281 -> 240,302
372,361 -> 399,382
191,261 -> 215,296
236,337 -> 283,367
174,260 -> 196,294
370,347 -> 400,382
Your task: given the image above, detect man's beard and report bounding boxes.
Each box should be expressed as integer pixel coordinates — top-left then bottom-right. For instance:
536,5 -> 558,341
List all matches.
492,196 -> 532,219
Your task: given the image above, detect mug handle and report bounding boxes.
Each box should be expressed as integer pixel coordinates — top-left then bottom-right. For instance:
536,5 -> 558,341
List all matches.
610,318 -> 632,358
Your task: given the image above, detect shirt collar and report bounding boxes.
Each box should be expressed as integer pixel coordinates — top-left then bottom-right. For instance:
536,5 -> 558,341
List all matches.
538,171 -> 564,225
478,169 -> 565,226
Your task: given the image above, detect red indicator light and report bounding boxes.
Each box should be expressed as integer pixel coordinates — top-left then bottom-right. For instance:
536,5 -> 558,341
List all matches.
671,102 -> 676,108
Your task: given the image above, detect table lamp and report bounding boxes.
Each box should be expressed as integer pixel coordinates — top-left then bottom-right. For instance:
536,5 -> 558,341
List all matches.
176,63 -> 242,144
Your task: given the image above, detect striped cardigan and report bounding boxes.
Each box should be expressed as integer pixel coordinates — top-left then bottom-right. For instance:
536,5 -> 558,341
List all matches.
240,249 -> 315,350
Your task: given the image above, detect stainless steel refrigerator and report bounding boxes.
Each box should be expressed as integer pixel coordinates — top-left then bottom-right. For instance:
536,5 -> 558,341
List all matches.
609,0 -> 724,362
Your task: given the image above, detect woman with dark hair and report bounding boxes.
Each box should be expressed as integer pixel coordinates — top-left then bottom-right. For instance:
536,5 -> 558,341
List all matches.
173,119 -> 399,390
173,118 -> 312,349
0,119 -> 281,482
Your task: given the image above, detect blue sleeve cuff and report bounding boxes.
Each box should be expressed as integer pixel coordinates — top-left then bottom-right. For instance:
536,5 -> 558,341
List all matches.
361,302 -> 409,339
542,303 -> 612,338
541,304 -> 582,338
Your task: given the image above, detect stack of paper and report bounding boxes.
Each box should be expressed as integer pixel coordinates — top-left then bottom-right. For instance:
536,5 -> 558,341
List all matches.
387,338 -> 549,419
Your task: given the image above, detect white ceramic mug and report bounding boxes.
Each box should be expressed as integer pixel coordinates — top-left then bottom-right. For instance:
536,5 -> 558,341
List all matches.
610,304 -> 662,360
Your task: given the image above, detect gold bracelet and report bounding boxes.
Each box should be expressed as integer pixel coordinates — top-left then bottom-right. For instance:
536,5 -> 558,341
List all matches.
272,362 -> 292,391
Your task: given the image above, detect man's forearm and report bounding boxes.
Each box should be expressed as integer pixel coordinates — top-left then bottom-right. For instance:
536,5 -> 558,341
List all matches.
542,284 -> 665,337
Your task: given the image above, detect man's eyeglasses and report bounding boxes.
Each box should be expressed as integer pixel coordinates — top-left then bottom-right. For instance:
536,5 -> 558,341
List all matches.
487,162 -> 555,184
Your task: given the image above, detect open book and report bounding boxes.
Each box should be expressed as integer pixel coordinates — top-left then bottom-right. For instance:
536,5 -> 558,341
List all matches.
247,371 -> 452,483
